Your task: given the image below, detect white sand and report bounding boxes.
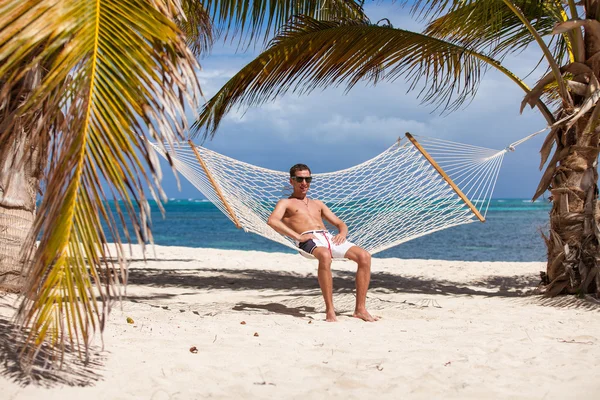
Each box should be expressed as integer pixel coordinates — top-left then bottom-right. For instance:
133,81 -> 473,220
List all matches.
2,245 -> 600,399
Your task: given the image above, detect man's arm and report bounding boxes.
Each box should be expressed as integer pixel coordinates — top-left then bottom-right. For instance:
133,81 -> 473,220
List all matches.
319,201 -> 348,245
267,200 -> 306,242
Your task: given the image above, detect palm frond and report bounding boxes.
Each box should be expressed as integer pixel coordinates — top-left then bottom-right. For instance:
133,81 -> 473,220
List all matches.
424,0 -> 569,64
192,15 -> 526,138
179,0 -> 214,57
407,0 -> 479,21
413,0 -> 574,104
199,0 -> 368,45
0,0 -> 200,361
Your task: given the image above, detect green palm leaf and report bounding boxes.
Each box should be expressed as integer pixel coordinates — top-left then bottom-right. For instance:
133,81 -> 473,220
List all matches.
407,0 -> 560,22
192,15 -> 532,138
200,0 -> 368,44
179,0 -> 214,57
413,0 -> 577,102
1,0 -> 200,361
424,0 -> 569,63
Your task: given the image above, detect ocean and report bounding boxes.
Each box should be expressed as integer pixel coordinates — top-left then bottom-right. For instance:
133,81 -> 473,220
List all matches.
137,198 -> 551,262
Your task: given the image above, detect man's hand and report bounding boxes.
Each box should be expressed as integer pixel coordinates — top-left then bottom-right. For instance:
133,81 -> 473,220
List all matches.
298,232 -> 316,242
332,233 -> 347,245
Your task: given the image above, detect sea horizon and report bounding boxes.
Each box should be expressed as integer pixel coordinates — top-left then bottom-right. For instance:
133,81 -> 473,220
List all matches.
109,198 -> 552,263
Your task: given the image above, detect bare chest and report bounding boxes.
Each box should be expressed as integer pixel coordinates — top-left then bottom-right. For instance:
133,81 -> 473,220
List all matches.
285,199 -> 321,220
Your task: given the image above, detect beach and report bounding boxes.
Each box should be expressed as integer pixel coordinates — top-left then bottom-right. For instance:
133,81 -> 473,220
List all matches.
1,244 -> 599,399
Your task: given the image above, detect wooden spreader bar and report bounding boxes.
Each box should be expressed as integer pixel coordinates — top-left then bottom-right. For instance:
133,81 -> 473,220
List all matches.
188,140 -> 242,229
405,132 -> 485,222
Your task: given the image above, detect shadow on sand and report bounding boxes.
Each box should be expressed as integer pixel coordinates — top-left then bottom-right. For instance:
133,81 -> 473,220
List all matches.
125,264 -> 600,313
524,294 -> 600,312
0,303 -> 105,388
126,266 -> 539,298
232,302 -> 316,317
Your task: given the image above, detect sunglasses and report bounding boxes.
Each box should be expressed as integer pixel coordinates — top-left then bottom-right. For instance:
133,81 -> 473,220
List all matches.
292,176 -> 313,183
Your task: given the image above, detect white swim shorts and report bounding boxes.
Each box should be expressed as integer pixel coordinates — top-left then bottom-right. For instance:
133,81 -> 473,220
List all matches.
295,230 -> 355,258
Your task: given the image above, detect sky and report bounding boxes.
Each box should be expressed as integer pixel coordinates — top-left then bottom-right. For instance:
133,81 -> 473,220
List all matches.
156,2 -> 551,200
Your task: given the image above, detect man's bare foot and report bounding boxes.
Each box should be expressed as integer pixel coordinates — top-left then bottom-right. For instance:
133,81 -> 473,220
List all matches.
325,310 -> 338,322
353,309 -> 380,322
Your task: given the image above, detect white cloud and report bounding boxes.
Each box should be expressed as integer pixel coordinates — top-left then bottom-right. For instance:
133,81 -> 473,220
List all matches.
312,114 -> 428,143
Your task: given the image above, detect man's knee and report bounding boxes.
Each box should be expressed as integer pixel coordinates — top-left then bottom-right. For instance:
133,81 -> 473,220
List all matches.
315,251 -> 332,270
356,250 -> 371,267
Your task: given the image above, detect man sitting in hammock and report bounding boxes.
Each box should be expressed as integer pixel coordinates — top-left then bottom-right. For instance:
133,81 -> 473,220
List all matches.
267,163 -> 378,322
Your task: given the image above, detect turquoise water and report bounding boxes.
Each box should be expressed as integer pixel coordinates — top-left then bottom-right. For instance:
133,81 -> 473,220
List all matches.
132,198 -> 551,262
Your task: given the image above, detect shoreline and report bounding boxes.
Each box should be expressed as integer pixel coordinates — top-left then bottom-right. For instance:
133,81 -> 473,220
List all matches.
2,245 -> 599,399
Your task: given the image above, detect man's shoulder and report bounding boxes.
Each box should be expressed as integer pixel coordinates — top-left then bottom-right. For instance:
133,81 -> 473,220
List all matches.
277,198 -> 293,206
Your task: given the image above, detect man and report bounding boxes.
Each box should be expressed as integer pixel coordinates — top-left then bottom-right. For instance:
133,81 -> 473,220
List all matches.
267,163 -> 378,322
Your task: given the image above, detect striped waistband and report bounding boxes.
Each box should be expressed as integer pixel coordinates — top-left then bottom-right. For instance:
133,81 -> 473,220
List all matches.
300,229 -> 328,235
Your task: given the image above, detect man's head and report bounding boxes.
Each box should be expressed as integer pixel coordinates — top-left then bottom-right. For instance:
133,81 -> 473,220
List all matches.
289,164 -> 312,194
290,163 -> 311,178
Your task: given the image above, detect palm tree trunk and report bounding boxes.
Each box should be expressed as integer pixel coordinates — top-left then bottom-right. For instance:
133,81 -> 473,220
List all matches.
542,120 -> 600,296
0,208 -> 34,292
0,131 -> 40,293
541,8 -> 600,297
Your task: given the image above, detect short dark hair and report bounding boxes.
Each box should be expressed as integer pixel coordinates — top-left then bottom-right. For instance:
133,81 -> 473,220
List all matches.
290,163 -> 311,177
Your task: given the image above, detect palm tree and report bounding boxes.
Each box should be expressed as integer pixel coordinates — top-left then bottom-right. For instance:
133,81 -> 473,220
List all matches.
0,63 -> 48,293
194,0 -> 600,297
0,0 -> 366,364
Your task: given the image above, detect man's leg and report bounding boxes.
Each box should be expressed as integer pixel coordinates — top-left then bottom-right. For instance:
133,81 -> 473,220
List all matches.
312,247 -> 336,322
344,246 -> 379,322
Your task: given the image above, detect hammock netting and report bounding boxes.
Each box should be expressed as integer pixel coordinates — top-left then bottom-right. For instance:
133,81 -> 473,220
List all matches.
150,133 -> 506,256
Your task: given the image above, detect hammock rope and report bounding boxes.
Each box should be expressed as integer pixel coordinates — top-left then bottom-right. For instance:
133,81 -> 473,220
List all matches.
149,132 -> 534,256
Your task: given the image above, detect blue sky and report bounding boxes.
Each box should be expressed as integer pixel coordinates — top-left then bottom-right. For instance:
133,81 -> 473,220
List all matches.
157,3 -> 550,200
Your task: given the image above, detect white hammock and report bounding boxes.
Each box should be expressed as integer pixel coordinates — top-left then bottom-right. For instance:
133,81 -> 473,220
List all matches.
149,132 -> 520,256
